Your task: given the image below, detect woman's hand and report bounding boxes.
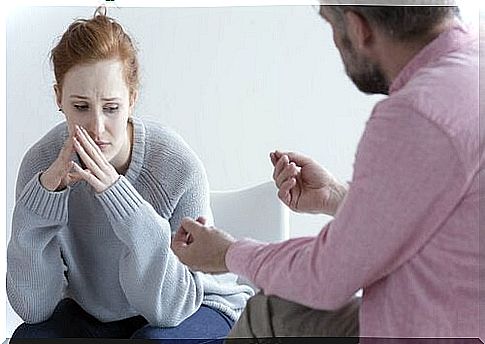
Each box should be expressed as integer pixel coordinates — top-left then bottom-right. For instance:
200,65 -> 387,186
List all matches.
70,125 -> 120,193
40,135 -> 81,191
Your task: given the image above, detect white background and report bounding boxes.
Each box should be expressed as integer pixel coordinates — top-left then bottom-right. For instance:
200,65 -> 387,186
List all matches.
2,2 -> 479,340
6,5 -> 382,240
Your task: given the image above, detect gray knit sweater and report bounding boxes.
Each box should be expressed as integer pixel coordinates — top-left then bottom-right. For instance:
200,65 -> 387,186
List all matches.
7,117 -> 254,327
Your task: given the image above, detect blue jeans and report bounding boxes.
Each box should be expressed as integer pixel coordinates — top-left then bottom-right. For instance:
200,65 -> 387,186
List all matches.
11,298 -> 234,343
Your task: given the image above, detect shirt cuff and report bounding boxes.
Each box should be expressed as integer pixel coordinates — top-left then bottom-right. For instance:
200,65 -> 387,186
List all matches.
18,172 -> 70,223
95,175 -> 144,222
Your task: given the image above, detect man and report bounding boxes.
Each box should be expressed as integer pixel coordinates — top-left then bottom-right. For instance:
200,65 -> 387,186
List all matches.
172,3 -> 481,341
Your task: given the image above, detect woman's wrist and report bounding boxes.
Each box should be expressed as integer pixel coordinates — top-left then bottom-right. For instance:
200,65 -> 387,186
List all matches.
40,170 -> 62,191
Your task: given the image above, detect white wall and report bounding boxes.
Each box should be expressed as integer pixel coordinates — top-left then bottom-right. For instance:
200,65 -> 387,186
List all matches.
6,5 -> 382,236
5,5 -> 383,338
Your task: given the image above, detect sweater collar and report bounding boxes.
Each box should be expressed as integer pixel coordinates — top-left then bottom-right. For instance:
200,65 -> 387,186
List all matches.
124,116 -> 145,183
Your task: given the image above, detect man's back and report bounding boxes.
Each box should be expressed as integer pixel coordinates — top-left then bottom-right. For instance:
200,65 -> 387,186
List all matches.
360,22 -> 479,337
222,22 -> 480,339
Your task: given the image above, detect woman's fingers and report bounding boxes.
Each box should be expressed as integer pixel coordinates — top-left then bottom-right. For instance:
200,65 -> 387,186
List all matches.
40,135 -> 77,191
67,169 -> 84,184
75,126 -> 108,168
73,136 -> 104,178
59,135 -> 76,162
71,161 -> 104,192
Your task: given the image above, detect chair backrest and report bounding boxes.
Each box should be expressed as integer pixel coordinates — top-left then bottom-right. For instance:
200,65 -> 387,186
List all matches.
210,181 -> 289,243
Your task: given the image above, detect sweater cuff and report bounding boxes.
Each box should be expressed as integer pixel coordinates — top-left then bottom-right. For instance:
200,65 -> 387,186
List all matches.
226,239 -> 267,281
18,172 -> 70,223
95,175 -> 145,222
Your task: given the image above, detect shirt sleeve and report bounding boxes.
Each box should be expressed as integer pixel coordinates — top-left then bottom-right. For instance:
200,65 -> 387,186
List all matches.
226,103 -> 469,310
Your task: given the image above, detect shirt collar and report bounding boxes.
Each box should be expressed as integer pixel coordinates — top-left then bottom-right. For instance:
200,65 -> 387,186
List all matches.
389,21 -> 475,94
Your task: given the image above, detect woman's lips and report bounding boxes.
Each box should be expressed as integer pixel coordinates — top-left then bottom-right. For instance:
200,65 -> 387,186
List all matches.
95,141 -> 110,150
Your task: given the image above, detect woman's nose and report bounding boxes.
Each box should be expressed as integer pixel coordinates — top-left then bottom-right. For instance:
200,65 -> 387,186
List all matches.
85,112 -> 105,139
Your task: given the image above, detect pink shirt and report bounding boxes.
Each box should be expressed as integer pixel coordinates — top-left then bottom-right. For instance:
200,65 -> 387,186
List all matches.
226,22 -> 480,339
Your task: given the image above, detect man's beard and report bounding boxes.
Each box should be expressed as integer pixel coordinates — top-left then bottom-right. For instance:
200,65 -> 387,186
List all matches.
341,34 -> 389,95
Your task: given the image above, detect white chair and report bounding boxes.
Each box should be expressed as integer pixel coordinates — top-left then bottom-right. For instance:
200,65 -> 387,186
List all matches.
210,181 -> 290,243
5,181 -> 289,340
210,181 -> 290,291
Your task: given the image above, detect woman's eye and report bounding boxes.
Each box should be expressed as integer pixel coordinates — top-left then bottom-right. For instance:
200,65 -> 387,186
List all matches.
74,104 -> 88,111
104,106 -> 119,114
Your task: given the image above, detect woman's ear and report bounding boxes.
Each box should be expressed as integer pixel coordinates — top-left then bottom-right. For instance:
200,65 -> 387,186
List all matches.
54,84 -> 63,111
129,90 -> 138,110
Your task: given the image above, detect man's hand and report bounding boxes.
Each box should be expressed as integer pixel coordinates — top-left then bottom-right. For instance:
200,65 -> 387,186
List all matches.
171,217 -> 236,274
270,150 -> 347,216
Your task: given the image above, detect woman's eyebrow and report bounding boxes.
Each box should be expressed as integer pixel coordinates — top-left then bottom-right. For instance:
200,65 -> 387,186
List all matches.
70,95 -> 88,100
68,95 -> 121,101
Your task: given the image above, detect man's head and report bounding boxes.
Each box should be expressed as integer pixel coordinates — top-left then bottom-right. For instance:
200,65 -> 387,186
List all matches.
319,6 -> 459,95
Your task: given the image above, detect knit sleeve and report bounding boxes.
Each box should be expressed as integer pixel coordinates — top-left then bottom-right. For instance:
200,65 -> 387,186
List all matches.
7,146 -> 69,324
169,157 -> 214,230
95,174 -> 205,327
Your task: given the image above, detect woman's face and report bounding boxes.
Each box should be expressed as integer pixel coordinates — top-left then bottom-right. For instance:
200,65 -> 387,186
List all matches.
55,59 -> 135,170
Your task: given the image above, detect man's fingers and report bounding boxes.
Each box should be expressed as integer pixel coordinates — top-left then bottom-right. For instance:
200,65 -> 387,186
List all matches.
272,154 -> 289,184
270,152 -> 278,166
171,240 -> 189,264
196,216 -> 207,225
171,232 -> 200,270
172,218 -> 207,254
285,152 -> 314,167
181,217 -> 206,234
273,150 -> 314,167
173,226 -> 189,244
275,162 -> 298,188
278,178 -> 296,207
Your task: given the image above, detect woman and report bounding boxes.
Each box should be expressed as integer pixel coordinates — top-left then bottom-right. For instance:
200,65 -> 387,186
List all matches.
7,7 -> 253,341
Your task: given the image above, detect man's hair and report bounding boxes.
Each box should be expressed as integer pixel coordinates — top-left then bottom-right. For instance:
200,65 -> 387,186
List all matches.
323,6 -> 459,42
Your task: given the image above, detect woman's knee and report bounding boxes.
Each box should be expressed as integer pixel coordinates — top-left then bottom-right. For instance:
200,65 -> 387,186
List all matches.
131,306 -> 233,341
10,299 -> 93,339
11,321 -> 59,339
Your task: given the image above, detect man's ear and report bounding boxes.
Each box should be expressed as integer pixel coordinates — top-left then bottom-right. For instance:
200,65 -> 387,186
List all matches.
54,84 -> 62,109
344,10 -> 373,51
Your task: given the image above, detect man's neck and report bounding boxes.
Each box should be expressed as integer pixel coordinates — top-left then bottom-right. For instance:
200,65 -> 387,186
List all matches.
378,18 -> 457,85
